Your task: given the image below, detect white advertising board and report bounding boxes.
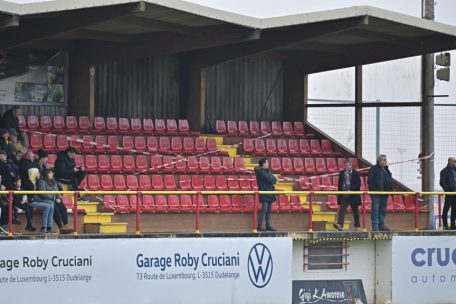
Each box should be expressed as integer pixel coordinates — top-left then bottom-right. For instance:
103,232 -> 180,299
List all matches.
392,236 -> 456,304
0,237 -> 292,304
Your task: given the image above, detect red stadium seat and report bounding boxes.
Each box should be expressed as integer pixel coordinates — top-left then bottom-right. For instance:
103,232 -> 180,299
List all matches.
337,158 -> 346,171
129,195 -> 139,212
204,175 -> 216,190
310,176 -> 322,191
180,195 -> 194,212
167,195 -> 181,212
86,175 -> 101,191
114,195 -> 130,212
243,138 -> 254,154
310,140 -> 322,156
94,136 -> 107,153
327,158 -> 339,174
228,176 -> 239,190
141,195 -> 154,211
135,155 -> 148,171
107,136 -> 119,153
260,121 -> 271,135
106,117 -> 118,133
332,176 -> 339,189
305,158 -> 316,174
238,121 -> 249,137
278,196 -> 291,212
110,155 -> 123,173
134,136 -> 146,152
63,116 -> 76,133
166,119 -> 178,135
211,157 -> 222,173
191,175 -> 204,191
178,119 -> 190,135
178,175 -> 191,190
231,195 -> 244,212
30,134 -> 43,152
187,156 -> 198,173
216,175 -> 228,190
321,176 -> 332,190
123,155 -> 136,173
69,135 -> 82,150
249,121 -> 260,136
222,157 -> 234,173
272,121 -> 283,136
43,134 -> 56,153
299,139 -> 310,155
151,175 -> 164,190
316,158 -> 327,174
162,156 -> 174,173
277,139 -> 288,156
80,136 -> 94,153
118,118 -> 130,134
139,175 -> 151,190
290,195 -> 304,212
206,138 -> 217,154
39,116 -> 52,132
93,117 -> 106,133
294,122 -> 305,137
282,158 -> 293,174
100,175 -> 113,191
288,139 -> 299,156
266,139 -> 277,155
244,195 -> 255,211
47,154 -> 57,168
239,175 -> 251,191
56,135 -> 69,152
154,195 -> 168,211
171,137 -> 182,154
164,175 -> 177,190
102,195 -> 116,211
154,119 -> 166,135
113,175 -> 126,190
293,158 -> 305,174
227,120 -> 238,137
78,116 -> 90,133
219,195 -> 231,211
234,157 -> 246,173
299,176 -> 310,190
393,195 -> 405,212
159,137 -> 171,154
85,154 -> 98,173
199,156 -> 210,173
130,118 -> 142,134
143,118 -> 154,135
52,116 -> 65,133
18,115 -> 26,130
195,138 -> 206,154
98,155 -> 110,173
122,136 -> 134,153
207,195 -> 219,211
322,140 -> 336,155
150,155 -> 162,171
283,122 -> 294,137
126,175 -> 139,190
270,157 -> 282,173
146,137 -> 158,154
216,120 -> 227,134
351,158 -> 360,170
27,116 -> 39,131
75,155 -> 84,168
183,137 -> 194,155
254,139 -> 266,156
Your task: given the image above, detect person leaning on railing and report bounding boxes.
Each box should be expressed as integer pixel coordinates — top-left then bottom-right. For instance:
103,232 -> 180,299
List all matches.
367,154 -> 392,232
439,157 -> 456,230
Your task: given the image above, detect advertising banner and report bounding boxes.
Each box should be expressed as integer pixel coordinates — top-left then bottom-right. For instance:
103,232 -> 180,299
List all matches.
392,236 -> 456,304
292,280 -> 367,304
0,237 -> 291,304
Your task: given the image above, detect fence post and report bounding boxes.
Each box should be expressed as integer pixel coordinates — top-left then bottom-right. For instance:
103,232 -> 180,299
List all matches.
308,192 -> 313,232
73,191 -> 79,236
135,192 -> 141,235
253,191 -> 259,233
414,192 -> 419,232
362,192 -> 367,232
438,194 -> 442,231
7,191 -> 13,237
195,192 -> 201,234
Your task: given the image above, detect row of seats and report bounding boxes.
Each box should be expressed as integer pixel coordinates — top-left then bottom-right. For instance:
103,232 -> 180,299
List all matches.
326,195 -> 427,213
20,116 -> 192,135
103,194 -> 306,213
243,138 -> 340,156
83,174 -> 258,191
298,175 -> 365,191
68,155 -> 246,174
216,120 -> 310,138
30,134 -> 219,155
269,157 -> 360,175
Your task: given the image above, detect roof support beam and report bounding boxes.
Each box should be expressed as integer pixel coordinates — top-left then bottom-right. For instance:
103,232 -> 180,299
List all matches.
0,14 -> 19,30
114,15 -> 200,36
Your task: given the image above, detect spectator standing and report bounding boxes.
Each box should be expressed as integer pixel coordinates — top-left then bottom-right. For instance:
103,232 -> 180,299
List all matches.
255,158 -> 277,232
439,157 -> 456,230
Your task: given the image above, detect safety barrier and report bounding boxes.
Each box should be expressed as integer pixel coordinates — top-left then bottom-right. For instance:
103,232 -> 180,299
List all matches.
1,190 -> 454,237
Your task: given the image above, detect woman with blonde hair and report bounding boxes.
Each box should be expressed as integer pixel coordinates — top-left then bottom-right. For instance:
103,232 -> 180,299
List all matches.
26,168 -> 54,233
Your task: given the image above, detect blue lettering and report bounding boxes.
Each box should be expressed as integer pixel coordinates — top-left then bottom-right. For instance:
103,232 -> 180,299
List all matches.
411,248 -> 426,267
437,248 -> 450,266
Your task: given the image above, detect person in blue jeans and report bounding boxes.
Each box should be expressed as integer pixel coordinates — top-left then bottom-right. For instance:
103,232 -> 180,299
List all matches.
255,158 -> 277,232
26,168 -> 55,234
368,154 -> 393,231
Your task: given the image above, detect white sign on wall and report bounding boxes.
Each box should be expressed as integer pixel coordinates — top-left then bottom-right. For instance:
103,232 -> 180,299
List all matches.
392,236 -> 456,304
0,237 -> 292,304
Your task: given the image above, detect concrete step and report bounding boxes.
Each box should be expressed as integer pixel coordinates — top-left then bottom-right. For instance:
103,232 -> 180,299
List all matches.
325,221 -> 351,231
276,182 -> 294,192
84,222 -> 128,234
83,212 -> 114,224
77,202 -> 99,213
313,211 -> 337,222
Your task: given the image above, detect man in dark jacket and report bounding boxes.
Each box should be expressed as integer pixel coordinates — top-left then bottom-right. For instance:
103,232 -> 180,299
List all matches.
1,106 -> 25,146
439,157 -> 456,230
368,154 -> 393,231
54,148 -> 86,193
334,159 -> 361,231
255,158 -> 277,232
0,149 -> 15,189
18,150 -> 39,189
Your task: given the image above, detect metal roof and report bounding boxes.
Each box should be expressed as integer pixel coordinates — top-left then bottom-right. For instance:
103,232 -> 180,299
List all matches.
0,1 -> 455,71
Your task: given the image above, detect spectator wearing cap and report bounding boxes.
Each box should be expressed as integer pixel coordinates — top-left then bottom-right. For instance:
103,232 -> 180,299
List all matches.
19,150 -> 39,190
0,106 -> 27,147
8,128 -> 27,162
55,148 -> 86,196
0,149 -> 15,189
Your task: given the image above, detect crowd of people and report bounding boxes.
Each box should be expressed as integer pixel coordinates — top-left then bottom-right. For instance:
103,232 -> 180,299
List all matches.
0,106 -> 86,235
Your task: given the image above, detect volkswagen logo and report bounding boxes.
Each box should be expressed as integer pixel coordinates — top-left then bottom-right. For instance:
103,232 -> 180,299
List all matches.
247,243 -> 273,288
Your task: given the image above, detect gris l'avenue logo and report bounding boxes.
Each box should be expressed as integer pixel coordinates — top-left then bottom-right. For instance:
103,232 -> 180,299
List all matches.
247,243 -> 273,288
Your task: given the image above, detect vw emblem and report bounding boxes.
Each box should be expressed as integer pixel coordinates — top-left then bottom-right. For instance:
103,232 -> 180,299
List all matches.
247,243 -> 273,288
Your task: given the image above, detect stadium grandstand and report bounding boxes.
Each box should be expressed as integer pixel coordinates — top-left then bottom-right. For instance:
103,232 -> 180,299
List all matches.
0,0 -> 456,303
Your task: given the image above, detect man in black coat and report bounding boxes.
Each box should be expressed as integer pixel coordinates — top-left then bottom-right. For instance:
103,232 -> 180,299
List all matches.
54,148 -> 86,193
0,149 -> 15,189
333,159 -> 361,231
255,158 -> 277,232
18,150 -> 39,189
439,157 -> 456,230
1,106 -> 25,145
